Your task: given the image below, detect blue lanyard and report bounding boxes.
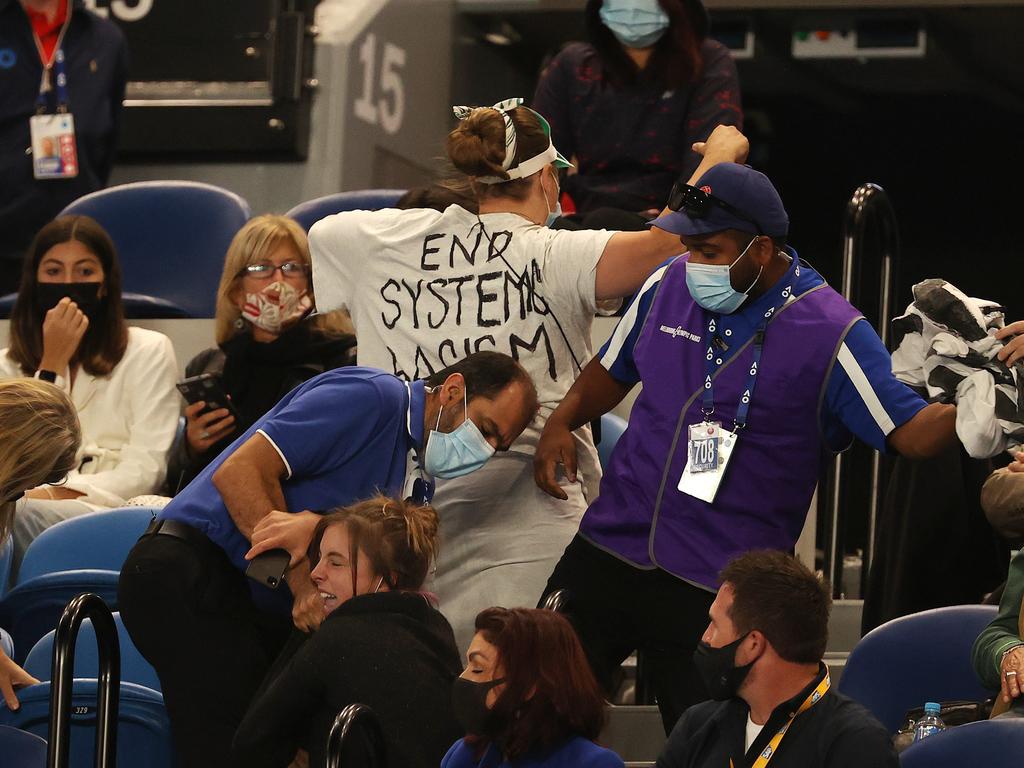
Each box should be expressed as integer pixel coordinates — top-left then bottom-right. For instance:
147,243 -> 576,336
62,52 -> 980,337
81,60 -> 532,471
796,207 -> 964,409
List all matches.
36,47 -> 70,113
701,260 -> 801,430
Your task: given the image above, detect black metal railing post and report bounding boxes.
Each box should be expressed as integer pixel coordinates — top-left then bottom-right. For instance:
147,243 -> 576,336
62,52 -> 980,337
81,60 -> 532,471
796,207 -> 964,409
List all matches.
47,593 -> 120,768
825,183 -> 901,596
326,703 -> 386,768
541,589 -> 571,614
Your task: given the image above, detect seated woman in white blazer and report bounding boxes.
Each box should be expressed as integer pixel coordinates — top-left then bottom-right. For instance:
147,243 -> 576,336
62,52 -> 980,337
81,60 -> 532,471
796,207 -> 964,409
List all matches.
0,215 -> 180,577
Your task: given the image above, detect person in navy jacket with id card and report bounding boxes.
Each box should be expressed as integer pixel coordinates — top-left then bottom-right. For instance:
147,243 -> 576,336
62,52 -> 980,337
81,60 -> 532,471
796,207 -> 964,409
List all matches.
0,0 -> 127,295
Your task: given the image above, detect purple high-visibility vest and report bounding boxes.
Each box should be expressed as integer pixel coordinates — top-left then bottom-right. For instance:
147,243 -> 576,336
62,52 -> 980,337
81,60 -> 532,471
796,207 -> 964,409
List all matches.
581,257 -> 863,589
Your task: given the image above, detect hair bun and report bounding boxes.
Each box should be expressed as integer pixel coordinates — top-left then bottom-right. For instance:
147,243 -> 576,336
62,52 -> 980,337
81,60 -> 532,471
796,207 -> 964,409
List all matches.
447,108 -> 509,180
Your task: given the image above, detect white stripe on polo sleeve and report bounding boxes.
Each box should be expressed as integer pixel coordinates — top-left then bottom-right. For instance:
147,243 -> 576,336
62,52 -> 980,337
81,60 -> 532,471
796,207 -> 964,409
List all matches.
256,429 -> 293,480
599,263 -> 671,370
837,343 -> 896,436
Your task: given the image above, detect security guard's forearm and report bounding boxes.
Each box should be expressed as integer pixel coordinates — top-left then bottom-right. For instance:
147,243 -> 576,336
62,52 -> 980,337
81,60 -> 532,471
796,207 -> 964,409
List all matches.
212,434 -> 289,541
886,402 -> 957,459
553,358 -> 633,432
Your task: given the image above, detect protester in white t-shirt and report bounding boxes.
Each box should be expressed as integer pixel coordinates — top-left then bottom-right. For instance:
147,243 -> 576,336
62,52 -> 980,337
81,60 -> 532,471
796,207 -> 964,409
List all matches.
310,99 -> 747,650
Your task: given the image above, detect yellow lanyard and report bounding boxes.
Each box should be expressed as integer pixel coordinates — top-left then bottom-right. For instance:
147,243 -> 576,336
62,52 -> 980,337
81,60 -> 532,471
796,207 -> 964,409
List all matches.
730,671 -> 831,768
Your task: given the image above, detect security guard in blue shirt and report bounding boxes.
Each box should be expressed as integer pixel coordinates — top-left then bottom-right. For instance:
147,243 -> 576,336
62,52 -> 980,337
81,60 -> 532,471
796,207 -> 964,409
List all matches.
118,351 -> 538,768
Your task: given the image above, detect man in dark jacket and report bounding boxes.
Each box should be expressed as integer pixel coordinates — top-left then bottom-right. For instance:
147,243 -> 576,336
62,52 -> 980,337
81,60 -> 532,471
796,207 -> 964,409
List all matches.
657,550 -> 897,768
0,0 -> 127,294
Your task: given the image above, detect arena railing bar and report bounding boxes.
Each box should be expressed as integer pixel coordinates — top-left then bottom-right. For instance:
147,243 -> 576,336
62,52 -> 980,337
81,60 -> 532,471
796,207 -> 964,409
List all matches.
47,593 -> 120,768
326,703 -> 386,768
824,183 -> 900,597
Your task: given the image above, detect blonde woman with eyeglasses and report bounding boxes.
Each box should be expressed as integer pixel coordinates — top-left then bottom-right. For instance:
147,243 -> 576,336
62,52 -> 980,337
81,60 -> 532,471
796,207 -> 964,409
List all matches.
167,215 -> 356,493
0,378 -> 81,711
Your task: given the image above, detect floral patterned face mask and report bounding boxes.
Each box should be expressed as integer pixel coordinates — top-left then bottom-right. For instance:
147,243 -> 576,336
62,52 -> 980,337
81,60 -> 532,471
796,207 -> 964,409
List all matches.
241,280 -> 312,334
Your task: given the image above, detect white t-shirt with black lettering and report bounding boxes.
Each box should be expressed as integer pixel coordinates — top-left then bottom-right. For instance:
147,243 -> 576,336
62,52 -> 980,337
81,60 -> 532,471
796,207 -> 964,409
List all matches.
309,204 -> 613,494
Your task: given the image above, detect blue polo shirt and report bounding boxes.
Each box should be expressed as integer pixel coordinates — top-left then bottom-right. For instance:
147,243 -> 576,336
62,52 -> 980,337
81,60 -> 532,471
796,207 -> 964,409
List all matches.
600,250 -> 925,452
160,367 -> 425,585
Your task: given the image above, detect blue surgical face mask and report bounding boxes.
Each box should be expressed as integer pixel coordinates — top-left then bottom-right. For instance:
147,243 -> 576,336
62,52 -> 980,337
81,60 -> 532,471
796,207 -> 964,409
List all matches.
685,237 -> 763,314
423,386 -> 495,479
599,0 -> 670,49
542,167 -> 562,227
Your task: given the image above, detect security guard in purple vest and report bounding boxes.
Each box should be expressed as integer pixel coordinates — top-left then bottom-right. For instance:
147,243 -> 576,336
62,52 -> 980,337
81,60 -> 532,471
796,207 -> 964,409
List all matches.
535,162 -> 957,732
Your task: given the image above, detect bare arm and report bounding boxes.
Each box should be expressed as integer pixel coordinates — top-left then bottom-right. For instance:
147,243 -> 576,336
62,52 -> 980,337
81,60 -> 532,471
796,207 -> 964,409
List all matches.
212,432 -> 288,541
886,403 -> 957,459
534,359 -> 633,499
594,125 -> 750,300
213,433 -> 323,632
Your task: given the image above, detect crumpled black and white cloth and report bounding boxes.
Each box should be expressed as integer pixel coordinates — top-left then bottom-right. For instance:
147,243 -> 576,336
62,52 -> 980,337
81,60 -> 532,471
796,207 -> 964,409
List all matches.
891,278 -> 1024,458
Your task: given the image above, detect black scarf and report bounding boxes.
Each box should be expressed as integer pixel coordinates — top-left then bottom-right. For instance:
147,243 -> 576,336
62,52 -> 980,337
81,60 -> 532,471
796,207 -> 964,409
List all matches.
219,322 -> 356,434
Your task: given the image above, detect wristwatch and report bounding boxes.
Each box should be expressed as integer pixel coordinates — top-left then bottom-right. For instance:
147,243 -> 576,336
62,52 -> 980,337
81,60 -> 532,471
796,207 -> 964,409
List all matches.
36,369 -> 58,383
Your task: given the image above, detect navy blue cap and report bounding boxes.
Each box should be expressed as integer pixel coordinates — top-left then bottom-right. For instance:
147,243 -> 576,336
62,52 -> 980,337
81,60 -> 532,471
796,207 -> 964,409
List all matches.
653,163 -> 789,239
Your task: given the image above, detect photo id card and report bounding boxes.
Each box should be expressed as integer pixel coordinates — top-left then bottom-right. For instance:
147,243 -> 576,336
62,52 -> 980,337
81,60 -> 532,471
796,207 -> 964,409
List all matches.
688,422 -> 720,473
30,113 -> 78,179
678,426 -> 738,503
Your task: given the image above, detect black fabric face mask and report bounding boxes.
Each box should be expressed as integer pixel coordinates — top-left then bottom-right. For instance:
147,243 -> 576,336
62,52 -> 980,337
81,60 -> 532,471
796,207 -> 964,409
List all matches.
451,676 -> 505,735
692,633 -> 755,701
35,282 -> 103,320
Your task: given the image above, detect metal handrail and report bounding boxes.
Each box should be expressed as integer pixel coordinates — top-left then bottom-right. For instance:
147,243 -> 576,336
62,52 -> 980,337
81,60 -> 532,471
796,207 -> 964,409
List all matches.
47,593 -> 120,768
326,703 -> 386,768
541,588 -> 572,614
825,183 -> 901,595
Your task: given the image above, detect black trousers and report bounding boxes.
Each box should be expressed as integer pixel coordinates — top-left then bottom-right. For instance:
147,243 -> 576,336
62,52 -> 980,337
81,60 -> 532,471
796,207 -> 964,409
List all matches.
118,527 -> 292,768
541,534 -> 715,734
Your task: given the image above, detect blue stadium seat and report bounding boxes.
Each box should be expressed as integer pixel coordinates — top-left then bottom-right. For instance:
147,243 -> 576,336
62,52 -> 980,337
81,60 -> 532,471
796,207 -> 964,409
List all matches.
598,413 -> 628,471
0,627 -> 13,659
0,680 -> 172,768
838,605 -> 998,732
16,507 -> 154,584
0,724 -> 47,767
59,180 -> 252,318
899,718 -> 1024,768
0,508 -> 154,662
285,189 -> 406,231
24,612 -> 160,693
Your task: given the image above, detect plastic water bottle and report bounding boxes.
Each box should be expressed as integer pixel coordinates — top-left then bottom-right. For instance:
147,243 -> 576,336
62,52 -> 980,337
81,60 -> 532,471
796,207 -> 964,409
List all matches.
912,702 -> 946,742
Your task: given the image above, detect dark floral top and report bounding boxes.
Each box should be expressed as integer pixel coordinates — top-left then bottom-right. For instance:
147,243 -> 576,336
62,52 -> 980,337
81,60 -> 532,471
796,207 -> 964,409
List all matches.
532,40 -> 743,215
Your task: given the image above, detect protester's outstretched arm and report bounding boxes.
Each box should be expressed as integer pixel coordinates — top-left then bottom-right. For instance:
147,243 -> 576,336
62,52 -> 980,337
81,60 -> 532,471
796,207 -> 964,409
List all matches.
594,125 -> 750,300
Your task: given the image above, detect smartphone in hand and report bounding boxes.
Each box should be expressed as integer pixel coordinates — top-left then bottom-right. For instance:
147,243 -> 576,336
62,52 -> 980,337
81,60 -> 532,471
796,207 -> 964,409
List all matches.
245,549 -> 291,589
176,373 -> 241,421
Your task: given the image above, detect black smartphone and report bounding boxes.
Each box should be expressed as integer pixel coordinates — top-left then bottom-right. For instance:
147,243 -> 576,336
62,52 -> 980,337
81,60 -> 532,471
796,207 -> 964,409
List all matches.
176,373 -> 240,421
245,548 -> 291,589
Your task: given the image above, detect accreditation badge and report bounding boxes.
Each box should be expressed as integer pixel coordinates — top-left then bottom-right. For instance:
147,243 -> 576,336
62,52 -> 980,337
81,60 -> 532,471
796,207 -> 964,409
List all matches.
30,113 -> 79,179
678,423 -> 738,503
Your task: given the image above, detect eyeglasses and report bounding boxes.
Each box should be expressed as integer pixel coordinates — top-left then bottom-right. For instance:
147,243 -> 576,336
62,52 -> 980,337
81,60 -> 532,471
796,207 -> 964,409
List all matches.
666,182 -> 765,234
240,261 -> 310,280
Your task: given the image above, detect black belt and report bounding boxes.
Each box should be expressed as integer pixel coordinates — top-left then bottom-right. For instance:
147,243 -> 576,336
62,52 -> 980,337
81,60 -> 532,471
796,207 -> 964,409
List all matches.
141,517 -> 206,547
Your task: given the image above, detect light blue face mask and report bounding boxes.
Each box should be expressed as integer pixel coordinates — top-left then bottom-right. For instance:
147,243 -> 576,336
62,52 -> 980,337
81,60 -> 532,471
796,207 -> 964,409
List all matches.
599,0 -> 670,49
422,386 -> 495,479
685,237 -> 763,314
543,167 -> 562,227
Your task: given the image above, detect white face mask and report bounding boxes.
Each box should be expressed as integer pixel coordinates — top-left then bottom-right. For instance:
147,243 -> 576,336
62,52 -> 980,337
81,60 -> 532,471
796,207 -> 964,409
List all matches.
241,280 -> 312,334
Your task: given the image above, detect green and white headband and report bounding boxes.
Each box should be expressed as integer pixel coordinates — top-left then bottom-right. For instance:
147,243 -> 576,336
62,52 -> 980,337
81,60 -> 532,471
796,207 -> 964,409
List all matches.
452,97 -> 572,185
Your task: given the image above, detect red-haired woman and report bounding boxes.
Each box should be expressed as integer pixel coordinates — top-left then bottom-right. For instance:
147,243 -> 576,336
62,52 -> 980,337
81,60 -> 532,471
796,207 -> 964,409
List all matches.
532,0 -> 742,228
443,607 -> 624,768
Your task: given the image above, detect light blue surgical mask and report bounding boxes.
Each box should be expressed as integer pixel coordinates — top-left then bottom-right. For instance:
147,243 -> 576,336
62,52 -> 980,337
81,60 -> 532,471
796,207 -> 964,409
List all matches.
543,168 -> 562,227
599,0 -> 670,49
423,387 -> 495,479
685,237 -> 763,314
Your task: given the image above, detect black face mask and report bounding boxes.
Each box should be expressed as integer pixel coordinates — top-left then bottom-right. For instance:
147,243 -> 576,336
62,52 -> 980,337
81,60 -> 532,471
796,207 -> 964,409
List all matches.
692,633 -> 755,700
35,282 -> 103,320
451,676 -> 505,735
